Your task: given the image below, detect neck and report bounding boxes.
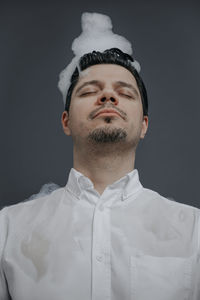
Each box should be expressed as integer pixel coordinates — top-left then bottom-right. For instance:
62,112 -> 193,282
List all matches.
73,143 -> 136,195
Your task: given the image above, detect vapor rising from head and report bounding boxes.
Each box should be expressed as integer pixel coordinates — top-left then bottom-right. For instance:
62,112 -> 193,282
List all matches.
58,12 -> 140,103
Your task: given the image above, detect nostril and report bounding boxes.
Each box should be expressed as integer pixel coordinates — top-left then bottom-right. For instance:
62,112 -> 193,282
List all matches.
101,97 -> 106,102
110,97 -> 116,102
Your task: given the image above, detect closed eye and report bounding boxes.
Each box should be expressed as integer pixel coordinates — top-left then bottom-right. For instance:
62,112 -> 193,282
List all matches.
80,91 -> 98,97
119,93 -> 133,99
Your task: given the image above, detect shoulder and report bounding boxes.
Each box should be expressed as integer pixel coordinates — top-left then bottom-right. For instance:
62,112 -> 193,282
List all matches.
138,187 -> 200,235
0,186 -> 65,270
0,186 -> 65,225
140,187 -> 199,213
0,186 -> 66,260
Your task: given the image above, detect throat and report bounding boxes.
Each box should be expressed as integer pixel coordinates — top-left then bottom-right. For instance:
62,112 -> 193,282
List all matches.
73,149 -> 135,194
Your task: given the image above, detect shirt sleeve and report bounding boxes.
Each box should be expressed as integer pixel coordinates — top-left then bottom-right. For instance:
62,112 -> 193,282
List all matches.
0,207 -> 11,300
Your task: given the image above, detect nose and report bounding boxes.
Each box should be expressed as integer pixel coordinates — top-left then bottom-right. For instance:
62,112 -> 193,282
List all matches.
97,91 -> 119,106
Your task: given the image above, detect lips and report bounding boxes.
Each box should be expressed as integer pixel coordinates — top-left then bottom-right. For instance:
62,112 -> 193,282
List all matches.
93,109 -> 122,119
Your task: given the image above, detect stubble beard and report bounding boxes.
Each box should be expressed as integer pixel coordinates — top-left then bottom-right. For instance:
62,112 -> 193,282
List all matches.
81,116 -> 140,155
87,117 -> 127,144
88,126 -> 127,143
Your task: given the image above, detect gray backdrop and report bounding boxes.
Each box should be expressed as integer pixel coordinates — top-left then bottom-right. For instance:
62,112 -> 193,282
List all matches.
1,0 -> 200,208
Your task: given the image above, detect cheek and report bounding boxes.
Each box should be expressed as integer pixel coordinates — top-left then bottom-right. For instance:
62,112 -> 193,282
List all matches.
70,96 -> 90,114
68,106 -> 89,131
127,109 -> 144,131
126,104 -> 142,119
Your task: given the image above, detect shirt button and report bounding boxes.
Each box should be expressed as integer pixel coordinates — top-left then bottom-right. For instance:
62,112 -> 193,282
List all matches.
96,255 -> 103,262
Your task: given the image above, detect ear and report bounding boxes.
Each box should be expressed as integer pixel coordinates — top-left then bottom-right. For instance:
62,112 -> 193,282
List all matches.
140,115 -> 148,139
61,111 -> 71,136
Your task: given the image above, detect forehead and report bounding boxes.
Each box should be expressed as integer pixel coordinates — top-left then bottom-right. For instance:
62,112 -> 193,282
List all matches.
76,64 -> 138,88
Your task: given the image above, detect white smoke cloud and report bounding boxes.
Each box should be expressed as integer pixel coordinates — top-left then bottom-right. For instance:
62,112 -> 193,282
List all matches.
58,12 -> 141,105
26,182 -> 60,201
72,12 -> 132,57
166,196 -> 176,202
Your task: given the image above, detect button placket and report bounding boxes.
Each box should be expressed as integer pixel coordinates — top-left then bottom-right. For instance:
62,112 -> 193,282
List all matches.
91,205 -> 111,300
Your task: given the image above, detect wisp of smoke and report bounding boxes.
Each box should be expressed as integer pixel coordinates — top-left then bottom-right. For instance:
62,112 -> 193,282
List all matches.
26,182 -> 60,201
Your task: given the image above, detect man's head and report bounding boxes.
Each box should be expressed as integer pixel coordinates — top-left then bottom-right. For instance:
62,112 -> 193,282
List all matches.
61,49 -> 148,151
64,48 -> 148,117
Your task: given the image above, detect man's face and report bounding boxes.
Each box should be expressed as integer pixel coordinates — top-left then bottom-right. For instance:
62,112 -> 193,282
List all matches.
61,64 -> 148,148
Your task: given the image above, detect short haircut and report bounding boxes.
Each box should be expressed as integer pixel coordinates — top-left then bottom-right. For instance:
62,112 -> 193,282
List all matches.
65,48 -> 148,116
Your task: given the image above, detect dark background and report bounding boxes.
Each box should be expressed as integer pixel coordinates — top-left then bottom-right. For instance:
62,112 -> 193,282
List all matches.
1,0 -> 199,208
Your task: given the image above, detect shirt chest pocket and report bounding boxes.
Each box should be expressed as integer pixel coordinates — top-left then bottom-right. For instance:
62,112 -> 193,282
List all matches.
130,254 -> 193,300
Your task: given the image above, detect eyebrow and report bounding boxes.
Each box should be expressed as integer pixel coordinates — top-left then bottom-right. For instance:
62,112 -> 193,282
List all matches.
75,79 -> 139,97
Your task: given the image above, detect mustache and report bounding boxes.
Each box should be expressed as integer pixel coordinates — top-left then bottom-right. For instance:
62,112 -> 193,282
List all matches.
89,105 -> 127,120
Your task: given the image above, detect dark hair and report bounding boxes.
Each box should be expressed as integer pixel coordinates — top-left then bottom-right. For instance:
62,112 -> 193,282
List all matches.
65,48 -> 148,116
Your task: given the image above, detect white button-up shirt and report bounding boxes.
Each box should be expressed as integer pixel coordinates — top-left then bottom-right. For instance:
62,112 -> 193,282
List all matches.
0,168 -> 200,300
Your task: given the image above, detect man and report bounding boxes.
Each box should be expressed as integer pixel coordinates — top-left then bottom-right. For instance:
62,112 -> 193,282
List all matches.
0,12 -> 199,300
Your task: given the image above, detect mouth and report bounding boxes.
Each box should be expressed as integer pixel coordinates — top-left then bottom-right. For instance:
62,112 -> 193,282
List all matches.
93,109 -> 122,119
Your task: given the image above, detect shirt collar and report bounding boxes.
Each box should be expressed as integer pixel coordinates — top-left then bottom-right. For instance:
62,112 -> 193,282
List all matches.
65,167 -> 143,201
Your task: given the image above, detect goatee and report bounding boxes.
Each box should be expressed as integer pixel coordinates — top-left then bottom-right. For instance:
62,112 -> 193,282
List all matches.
87,126 -> 127,143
